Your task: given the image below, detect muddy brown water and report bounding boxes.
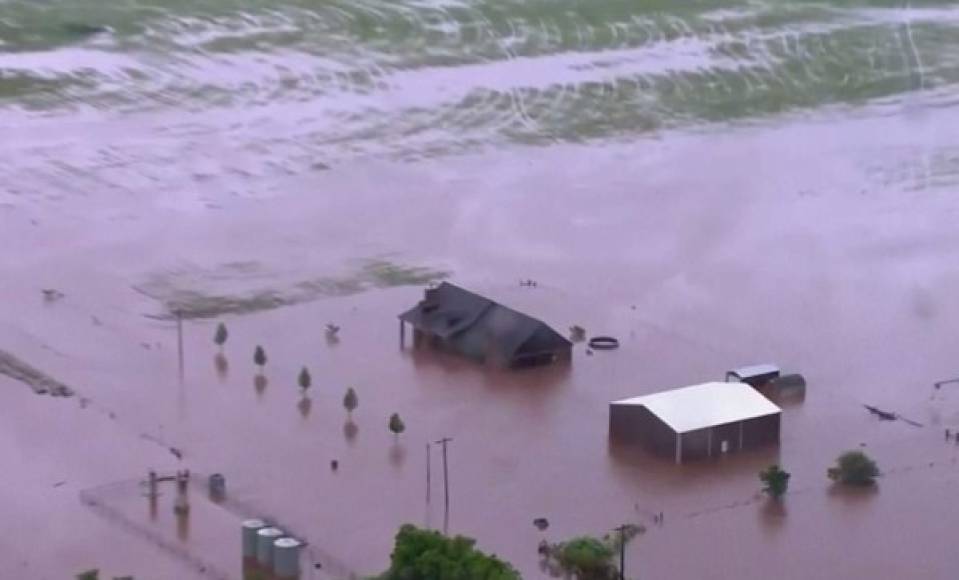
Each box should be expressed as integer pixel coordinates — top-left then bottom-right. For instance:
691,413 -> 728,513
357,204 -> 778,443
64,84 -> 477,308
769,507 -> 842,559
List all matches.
3,96 -> 959,578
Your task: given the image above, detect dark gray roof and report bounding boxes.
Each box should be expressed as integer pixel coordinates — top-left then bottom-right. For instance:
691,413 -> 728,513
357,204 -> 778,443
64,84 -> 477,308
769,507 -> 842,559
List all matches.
400,282 -> 570,363
727,364 -> 781,382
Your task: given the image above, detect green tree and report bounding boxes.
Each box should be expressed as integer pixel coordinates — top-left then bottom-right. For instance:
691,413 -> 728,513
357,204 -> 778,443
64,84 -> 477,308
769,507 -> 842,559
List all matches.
253,345 -> 267,371
343,387 -> 358,415
298,366 -> 312,392
542,537 -> 616,580
388,413 -> 405,439
213,322 -> 228,351
828,450 -> 880,486
540,526 -> 643,580
759,464 -> 791,499
374,524 -> 519,580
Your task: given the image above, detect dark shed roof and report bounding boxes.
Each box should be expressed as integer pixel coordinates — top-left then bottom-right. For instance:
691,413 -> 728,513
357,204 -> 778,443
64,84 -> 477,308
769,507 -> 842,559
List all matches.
399,282 -> 571,364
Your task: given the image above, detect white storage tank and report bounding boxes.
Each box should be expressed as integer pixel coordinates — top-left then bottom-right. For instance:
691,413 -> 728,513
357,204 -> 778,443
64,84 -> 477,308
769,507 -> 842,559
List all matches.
273,537 -> 303,579
256,527 -> 284,567
241,519 -> 266,561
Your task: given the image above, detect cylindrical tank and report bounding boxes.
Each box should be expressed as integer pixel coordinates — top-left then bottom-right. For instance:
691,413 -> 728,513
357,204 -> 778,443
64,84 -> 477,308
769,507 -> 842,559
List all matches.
256,527 -> 284,567
273,537 -> 303,579
242,519 -> 266,560
208,473 -> 226,500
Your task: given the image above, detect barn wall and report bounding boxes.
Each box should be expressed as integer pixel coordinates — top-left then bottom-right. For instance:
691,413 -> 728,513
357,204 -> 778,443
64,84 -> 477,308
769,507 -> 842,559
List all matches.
742,413 -> 781,448
680,428 -> 711,461
710,422 -> 742,455
609,405 -> 675,456
680,416 -> 781,462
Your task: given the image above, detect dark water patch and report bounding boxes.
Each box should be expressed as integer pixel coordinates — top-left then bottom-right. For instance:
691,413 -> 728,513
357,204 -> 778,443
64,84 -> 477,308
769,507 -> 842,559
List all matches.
0,349 -> 74,397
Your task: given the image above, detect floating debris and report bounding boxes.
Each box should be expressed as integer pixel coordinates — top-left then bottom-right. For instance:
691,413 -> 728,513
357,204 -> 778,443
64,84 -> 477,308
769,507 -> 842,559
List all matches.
863,405 -> 924,427
568,325 -> 586,342
588,336 -> 619,350
41,288 -> 65,302
863,405 -> 896,421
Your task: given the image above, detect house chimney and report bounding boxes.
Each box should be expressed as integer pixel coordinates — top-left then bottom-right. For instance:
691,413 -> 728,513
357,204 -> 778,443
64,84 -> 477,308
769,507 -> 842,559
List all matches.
422,287 -> 440,312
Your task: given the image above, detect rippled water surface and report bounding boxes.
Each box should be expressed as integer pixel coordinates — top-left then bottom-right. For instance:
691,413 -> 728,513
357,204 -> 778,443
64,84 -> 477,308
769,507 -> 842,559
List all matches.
3,2 -> 959,579
3,0 -> 959,160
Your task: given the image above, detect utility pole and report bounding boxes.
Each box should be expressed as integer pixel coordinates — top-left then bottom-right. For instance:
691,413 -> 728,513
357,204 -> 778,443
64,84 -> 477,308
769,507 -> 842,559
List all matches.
426,442 -> 431,504
613,524 -> 629,580
175,309 -> 184,379
434,437 -> 453,531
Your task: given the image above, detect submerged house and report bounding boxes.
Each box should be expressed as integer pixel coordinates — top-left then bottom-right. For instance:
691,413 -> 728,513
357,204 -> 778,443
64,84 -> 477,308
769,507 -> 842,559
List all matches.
609,382 -> 781,464
398,282 -> 572,368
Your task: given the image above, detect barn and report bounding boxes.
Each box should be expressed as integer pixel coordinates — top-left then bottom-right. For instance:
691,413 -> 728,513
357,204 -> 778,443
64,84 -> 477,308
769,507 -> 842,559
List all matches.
609,382 -> 781,464
398,282 -> 572,368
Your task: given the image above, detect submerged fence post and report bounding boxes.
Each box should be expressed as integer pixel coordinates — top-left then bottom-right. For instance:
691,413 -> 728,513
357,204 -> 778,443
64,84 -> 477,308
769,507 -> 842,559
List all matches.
176,309 -> 184,379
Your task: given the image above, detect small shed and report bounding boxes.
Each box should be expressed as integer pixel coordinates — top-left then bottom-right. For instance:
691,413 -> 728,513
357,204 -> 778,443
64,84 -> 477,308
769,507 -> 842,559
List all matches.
610,382 -> 782,464
398,282 -> 571,368
725,364 -> 780,388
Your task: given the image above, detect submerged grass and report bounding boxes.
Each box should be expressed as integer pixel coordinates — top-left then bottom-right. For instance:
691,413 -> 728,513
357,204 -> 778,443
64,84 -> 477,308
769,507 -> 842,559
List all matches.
136,258 -> 449,320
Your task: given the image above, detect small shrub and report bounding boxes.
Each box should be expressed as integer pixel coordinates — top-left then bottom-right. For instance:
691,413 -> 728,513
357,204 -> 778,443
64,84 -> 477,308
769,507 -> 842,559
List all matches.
213,322 -> 228,349
759,464 -> 791,499
828,450 -> 880,486
253,345 -> 267,369
343,387 -> 358,414
298,367 -> 312,391
388,413 -> 405,438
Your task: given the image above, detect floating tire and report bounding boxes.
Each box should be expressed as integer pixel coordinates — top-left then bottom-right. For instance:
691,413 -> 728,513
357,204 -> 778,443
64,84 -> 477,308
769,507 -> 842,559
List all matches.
588,336 -> 619,350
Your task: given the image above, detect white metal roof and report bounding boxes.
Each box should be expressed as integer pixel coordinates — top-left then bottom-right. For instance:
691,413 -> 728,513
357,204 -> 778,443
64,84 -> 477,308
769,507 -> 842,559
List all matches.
611,382 -> 781,433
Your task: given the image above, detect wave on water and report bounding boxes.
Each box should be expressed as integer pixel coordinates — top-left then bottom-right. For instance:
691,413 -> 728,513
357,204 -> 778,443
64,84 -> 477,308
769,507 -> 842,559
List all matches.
2,0 -> 959,162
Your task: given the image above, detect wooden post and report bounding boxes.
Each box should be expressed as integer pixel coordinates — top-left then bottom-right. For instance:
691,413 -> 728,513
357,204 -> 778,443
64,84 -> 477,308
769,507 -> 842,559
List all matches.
426,442 -> 431,504
434,437 -> 453,531
613,524 -> 628,580
675,433 -> 683,465
400,320 -> 405,349
176,310 -> 184,379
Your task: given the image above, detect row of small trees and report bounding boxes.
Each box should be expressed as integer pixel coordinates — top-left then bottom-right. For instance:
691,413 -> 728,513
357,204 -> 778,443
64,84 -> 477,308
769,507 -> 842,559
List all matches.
217,323 -> 407,438
760,450 -> 881,499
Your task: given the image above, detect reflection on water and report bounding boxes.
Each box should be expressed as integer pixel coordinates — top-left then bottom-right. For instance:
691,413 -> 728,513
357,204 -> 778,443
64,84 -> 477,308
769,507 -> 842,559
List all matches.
213,353 -> 228,380
343,419 -> 359,444
389,443 -> 407,469
176,510 -> 190,542
297,395 -> 312,419
253,374 -> 267,396
758,498 -> 787,535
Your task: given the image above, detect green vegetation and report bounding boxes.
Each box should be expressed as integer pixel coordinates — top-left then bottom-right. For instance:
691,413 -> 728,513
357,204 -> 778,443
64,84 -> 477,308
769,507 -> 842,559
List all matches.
540,525 -> 642,580
373,524 -> 519,580
298,366 -> 312,392
343,387 -> 358,415
828,450 -> 880,486
253,345 -> 267,370
213,322 -> 228,350
759,464 -> 791,499
75,570 -> 133,580
388,413 -> 405,439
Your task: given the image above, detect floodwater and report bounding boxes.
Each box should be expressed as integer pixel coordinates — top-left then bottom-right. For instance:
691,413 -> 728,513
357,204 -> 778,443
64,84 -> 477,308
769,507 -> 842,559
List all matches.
3,0 -> 959,578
